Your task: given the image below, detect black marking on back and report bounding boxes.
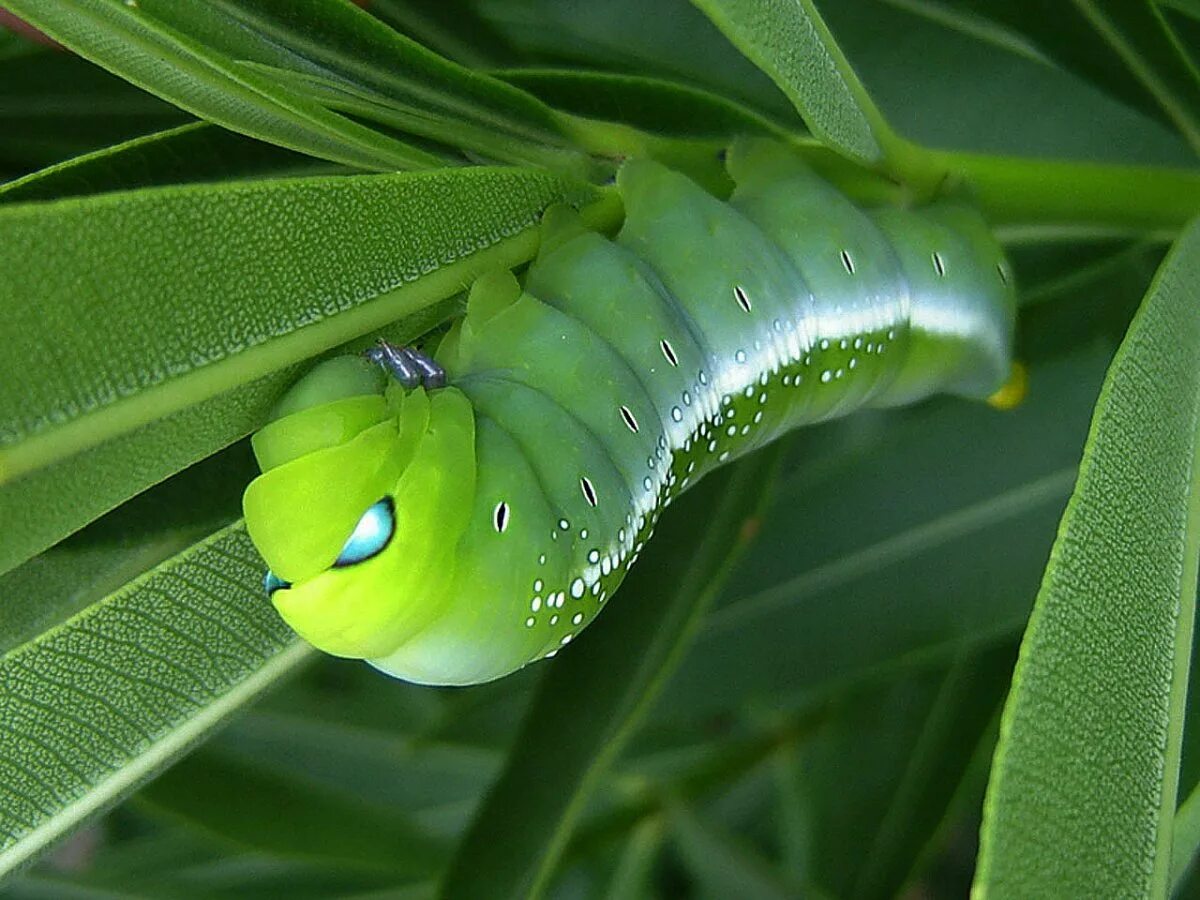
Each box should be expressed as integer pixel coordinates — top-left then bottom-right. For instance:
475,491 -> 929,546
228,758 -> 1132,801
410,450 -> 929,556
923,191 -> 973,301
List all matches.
580,476 -> 598,507
619,404 -> 640,433
660,339 -> 679,367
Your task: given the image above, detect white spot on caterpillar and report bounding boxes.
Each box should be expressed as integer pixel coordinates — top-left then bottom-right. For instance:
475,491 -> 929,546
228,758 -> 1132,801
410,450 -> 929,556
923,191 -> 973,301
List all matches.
570,578 -> 585,599
580,476 -> 598,507
525,617 -> 535,627
619,404 -> 639,433
660,339 -> 679,366
493,502 -> 510,533
550,614 -> 559,625
719,451 -> 730,462
581,528 -> 589,539
698,370 -> 708,385
533,579 -> 543,592
726,425 -> 737,437
588,549 -> 600,563
733,285 -> 752,312
572,612 -> 583,625
840,249 -> 855,274
532,597 -> 542,612
558,518 -> 570,531
735,349 -> 747,363
933,251 -> 946,276
671,406 -> 683,422
560,634 -> 573,645
821,370 -> 833,383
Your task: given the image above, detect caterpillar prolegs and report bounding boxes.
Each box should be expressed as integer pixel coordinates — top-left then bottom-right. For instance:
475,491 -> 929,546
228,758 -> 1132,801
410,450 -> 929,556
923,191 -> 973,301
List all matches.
243,139 -> 1018,686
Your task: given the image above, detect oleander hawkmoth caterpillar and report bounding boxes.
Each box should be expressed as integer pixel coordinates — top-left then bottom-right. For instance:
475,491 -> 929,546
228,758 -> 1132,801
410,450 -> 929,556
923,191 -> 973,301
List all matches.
242,138 -> 1019,686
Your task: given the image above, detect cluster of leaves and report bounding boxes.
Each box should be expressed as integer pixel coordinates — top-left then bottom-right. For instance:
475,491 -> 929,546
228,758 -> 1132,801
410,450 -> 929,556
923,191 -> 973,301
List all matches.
0,0 -> 1199,897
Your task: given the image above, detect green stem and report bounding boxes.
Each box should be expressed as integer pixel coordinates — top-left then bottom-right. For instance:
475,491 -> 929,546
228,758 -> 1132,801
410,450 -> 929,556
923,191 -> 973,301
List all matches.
892,142 -> 1200,238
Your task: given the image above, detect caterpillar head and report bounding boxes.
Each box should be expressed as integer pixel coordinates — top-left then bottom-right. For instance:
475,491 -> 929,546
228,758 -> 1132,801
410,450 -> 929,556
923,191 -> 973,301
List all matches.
243,356 -> 476,660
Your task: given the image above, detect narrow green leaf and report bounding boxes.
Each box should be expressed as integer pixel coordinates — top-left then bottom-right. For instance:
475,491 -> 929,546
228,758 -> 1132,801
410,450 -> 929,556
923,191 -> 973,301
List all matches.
667,801 -> 802,900
0,523 -> 311,877
1171,781 -> 1200,892
135,748 -> 449,875
4,0 -> 585,172
208,709 -> 504,834
844,645 -> 1016,900
496,68 -> 797,141
0,443 -> 252,657
0,49 -> 186,175
974,218 -> 1200,897
0,122 -> 338,205
602,818 -> 664,900
368,0 -> 521,70
771,742 -> 815,884
438,445 -> 785,899
2,0 -> 438,171
689,0 -> 905,169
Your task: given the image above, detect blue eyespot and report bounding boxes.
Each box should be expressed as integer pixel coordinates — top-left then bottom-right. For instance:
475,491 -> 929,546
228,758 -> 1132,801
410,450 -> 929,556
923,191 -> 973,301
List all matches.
333,497 -> 395,568
264,570 -> 291,596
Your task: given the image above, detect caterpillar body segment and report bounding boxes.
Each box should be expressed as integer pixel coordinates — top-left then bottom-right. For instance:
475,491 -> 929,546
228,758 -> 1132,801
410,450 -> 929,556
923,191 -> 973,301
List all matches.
244,139 -> 1018,685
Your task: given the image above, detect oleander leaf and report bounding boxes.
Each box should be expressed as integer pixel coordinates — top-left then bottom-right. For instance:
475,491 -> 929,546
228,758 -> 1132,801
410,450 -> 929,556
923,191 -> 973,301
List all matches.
0,522 -> 310,877
689,0 -> 905,168
2,0 -> 581,172
0,122 -> 336,205
974,217 -> 1200,897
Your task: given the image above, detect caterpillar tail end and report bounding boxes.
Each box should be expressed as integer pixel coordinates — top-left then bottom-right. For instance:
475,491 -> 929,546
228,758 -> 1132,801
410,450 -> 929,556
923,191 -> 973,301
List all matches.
987,361 -> 1028,411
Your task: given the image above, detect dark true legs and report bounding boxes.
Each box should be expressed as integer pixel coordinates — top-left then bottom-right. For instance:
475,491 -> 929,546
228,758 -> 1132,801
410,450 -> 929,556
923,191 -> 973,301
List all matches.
363,340 -> 448,390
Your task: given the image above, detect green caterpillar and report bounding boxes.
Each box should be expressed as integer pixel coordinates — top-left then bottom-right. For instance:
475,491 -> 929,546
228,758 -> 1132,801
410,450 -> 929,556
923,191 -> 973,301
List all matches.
242,139 -> 1019,686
